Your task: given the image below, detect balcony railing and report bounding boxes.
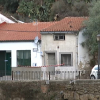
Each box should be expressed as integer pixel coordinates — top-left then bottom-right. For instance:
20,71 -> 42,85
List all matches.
0,70 -> 93,81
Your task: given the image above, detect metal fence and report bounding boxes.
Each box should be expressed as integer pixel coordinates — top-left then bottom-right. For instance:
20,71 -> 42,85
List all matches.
0,70 -> 93,81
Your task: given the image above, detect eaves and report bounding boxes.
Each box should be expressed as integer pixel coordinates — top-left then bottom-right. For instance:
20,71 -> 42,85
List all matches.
0,40 -> 41,43
40,31 -> 78,34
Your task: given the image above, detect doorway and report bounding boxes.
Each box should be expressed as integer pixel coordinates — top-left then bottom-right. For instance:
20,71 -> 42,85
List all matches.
6,52 -> 11,75
0,51 -> 11,76
46,53 -> 55,73
48,53 -> 55,65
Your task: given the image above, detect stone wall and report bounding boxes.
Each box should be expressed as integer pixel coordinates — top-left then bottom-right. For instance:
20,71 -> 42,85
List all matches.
0,80 -> 100,100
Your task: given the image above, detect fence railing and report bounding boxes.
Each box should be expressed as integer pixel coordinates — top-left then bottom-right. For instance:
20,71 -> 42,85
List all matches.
0,70 -> 95,81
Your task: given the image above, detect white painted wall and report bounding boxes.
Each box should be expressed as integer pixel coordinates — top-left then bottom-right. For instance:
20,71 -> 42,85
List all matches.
0,14 -> 15,23
0,42 -> 42,67
41,34 -> 78,71
41,30 -> 91,71
78,30 -> 90,69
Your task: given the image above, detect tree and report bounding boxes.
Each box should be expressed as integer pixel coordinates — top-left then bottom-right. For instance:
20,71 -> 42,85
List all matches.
17,0 -> 55,21
83,1 -> 100,65
0,0 -> 19,13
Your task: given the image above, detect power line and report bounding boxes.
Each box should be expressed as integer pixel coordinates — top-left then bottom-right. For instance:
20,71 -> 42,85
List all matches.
0,29 -> 41,32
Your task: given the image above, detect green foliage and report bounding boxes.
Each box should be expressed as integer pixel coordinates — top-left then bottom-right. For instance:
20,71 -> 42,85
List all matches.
0,0 -> 98,22
17,0 -> 35,16
64,0 -> 96,4
81,42 -> 85,47
17,0 -> 55,21
67,0 -> 72,4
17,0 -> 95,21
0,0 -> 19,13
51,0 -> 90,20
0,0 -> 97,21
83,1 -> 100,61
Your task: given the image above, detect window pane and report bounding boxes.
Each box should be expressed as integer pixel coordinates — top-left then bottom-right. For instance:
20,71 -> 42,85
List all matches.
23,50 -> 31,66
94,66 -> 100,70
17,51 -> 23,59
54,35 -> 59,40
61,54 -> 71,66
17,50 -> 31,66
59,35 -> 65,40
24,50 -> 31,59
54,34 -> 65,40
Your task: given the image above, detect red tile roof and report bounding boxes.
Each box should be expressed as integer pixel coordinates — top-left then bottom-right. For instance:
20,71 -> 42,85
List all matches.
0,17 -> 88,41
41,17 -> 88,32
0,22 -> 53,41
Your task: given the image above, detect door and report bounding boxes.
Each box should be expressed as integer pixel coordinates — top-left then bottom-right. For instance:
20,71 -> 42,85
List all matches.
6,53 -> 11,75
48,53 -> 55,65
47,53 -> 55,73
0,51 -> 6,76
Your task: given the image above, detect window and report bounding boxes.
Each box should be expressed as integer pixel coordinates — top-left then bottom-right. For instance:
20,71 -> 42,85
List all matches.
54,34 -> 65,40
60,53 -> 73,66
17,50 -> 31,66
94,65 -> 100,70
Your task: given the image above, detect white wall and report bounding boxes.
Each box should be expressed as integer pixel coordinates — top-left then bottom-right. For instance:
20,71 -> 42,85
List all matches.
41,34 -> 78,71
78,30 -> 90,69
0,14 -> 15,23
0,42 -> 42,67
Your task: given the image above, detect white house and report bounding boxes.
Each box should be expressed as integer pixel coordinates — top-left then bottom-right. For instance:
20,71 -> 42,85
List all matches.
0,22 -> 53,74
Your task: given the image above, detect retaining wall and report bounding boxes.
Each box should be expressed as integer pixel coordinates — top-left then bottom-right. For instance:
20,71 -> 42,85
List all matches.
0,80 -> 100,100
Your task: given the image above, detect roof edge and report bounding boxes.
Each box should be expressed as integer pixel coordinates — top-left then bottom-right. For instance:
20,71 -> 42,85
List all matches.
40,31 -> 78,34
0,40 -> 41,42
0,22 -> 7,26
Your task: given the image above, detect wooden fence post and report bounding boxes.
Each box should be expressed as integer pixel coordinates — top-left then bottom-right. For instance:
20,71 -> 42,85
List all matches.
12,71 -> 13,80
49,72 -> 50,80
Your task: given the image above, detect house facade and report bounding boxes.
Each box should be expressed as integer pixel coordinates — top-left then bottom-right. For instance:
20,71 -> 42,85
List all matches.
41,32 -> 77,71
0,41 -> 41,67
0,22 -> 53,74
41,17 -> 89,71
0,17 -> 91,74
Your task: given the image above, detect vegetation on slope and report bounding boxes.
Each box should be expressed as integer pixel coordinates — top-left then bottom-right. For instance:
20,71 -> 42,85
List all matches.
83,1 -> 100,66
0,0 -> 96,22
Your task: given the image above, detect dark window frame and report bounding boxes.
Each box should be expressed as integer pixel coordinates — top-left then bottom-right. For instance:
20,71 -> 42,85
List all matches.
17,50 -> 31,66
59,52 -> 73,66
53,34 -> 65,41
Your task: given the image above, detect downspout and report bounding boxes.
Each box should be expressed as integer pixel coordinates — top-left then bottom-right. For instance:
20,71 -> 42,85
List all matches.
76,32 -> 78,71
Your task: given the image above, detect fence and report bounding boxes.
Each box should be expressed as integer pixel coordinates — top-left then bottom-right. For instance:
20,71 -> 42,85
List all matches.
0,70 -> 92,81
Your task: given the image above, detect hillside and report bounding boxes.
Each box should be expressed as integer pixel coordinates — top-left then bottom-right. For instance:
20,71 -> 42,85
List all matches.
0,0 -> 93,22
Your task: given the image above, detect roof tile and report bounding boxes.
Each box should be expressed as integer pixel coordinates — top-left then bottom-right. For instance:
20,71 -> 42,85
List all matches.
41,17 -> 88,32
0,17 -> 88,41
0,22 -> 53,41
